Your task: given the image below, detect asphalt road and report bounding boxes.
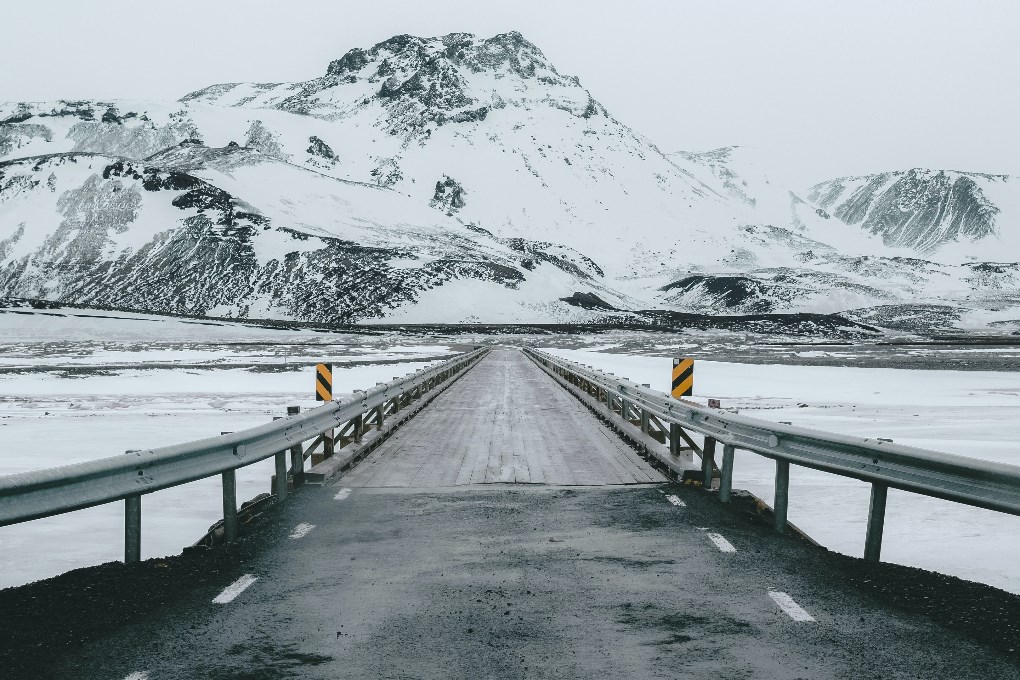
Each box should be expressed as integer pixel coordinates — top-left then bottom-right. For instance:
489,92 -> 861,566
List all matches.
3,481 -> 1015,680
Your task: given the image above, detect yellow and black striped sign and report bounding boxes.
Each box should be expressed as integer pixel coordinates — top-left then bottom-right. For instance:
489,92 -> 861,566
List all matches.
672,358 -> 693,398
315,363 -> 332,401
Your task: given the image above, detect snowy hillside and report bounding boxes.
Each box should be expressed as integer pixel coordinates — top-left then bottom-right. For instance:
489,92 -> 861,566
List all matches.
1,31 -> 1018,329
0,147 -> 624,322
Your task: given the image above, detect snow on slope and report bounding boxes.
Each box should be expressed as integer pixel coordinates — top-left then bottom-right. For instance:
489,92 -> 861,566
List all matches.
0,146 -> 626,322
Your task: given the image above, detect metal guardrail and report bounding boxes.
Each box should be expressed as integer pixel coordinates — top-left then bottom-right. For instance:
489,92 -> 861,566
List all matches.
0,347 -> 488,561
524,347 -> 1020,562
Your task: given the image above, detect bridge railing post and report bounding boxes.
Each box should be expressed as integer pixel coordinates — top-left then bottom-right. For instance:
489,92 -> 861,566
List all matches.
864,482 -> 889,562
222,469 -> 238,543
774,460 -> 790,533
354,413 -> 364,443
124,494 -> 141,563
719,444 -> 735,502
288,406 -> 304,487
702,437 -> 717,487
274,450 -> 288,501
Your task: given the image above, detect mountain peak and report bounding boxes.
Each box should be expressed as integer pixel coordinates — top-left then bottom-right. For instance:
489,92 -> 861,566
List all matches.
325,31 -> 551,80
181,31 -> 606,133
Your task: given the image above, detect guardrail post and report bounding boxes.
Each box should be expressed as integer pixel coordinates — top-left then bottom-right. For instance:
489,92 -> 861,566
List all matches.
274,450 -> 288,501
640,408 -> 650,435
669,423 -> 681,456
222,469 -> 238,543
324,425 -> 335,459
719,444 -> 735,502
774,460 -> 790,534
287,406 -> 304,486
354,413 -> 364,443
124,494 -> 141,563
702,437 -> 717,487
864,482 -> 889,562
620,397 -> 629,422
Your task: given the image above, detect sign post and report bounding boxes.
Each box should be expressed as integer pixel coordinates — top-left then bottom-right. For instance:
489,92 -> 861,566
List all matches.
315,363 -> 335,459
672,358 -> 694,399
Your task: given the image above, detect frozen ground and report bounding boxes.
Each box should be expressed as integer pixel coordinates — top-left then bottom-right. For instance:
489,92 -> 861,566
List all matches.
541,346 -> 1020,595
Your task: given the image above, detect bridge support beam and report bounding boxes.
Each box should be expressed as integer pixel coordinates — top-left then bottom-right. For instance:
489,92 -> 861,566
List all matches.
124,494 -> 141,563
774,460 -> 790,533
864,482 -> 888,562
222,469 -> 238,543
719,444 -> 735,502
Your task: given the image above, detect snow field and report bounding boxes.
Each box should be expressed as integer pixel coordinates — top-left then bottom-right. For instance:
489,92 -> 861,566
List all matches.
541,347 -> 1020,595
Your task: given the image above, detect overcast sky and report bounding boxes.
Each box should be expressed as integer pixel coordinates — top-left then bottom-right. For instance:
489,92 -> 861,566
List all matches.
2,0 -> 1016,185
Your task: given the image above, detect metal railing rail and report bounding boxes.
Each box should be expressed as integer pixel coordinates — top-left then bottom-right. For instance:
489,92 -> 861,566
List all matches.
524,347 -> 1020,562
0,347 -> 488,561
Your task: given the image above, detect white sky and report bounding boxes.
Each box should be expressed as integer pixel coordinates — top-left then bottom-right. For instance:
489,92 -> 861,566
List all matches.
2,0 -> 1017,185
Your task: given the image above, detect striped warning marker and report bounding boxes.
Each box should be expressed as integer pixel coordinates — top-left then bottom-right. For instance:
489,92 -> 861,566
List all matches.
672,358 -> 693,398
315,363 -> 332,401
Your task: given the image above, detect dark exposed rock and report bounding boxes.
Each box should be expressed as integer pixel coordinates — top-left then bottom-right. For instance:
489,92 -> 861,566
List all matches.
306,135 -> 336,160
101,107 -> 123,125
561,291 -> 617,310
660,275 -> 777,313
431,175 -> 466,212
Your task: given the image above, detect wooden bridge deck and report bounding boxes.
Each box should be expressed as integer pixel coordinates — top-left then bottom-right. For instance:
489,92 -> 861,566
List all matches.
340,348 -> 665,487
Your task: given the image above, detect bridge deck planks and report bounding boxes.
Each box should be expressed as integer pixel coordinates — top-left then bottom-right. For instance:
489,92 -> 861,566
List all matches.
340,348 -> 664,487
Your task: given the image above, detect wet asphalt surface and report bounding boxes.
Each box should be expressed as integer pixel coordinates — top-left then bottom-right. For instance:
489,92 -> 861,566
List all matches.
2,481 -> 1018,680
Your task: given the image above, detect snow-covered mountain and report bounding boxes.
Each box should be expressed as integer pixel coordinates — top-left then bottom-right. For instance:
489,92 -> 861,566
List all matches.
0,31 -> 1017,330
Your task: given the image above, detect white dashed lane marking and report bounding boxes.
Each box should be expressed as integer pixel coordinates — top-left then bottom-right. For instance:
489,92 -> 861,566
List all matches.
334,487 -> 352,501
212,574 -> 258,604
122,673 -> 148,680
706,532 -> 737,553
289,523 -> 315,539
769,591 -> 816,622
665,494 -> 686,507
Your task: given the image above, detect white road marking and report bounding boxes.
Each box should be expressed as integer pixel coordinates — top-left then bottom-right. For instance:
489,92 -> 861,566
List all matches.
334,487 -> 352,501
289,523 -> 315,539
123,673 -> 148,680
665,494 -> 686,507
706,532 -> 737,553
212,574 -> 258,604
768,591 -> 816,622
